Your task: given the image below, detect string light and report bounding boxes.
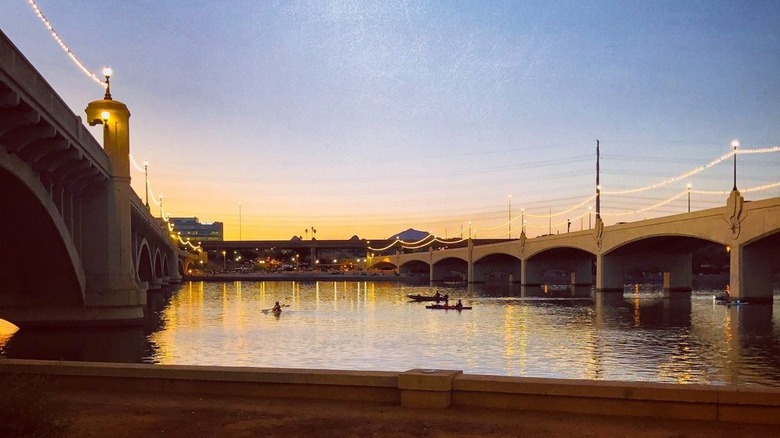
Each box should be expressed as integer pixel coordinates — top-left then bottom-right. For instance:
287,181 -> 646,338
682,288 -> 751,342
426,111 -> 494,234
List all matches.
602,146 -> 780,195
601,191 -> 687,217
27,0 -> 106,88
25,2 -> 203,255
692,181 -> 780,196
128,154 -> 146,172
512,195 -> 597,219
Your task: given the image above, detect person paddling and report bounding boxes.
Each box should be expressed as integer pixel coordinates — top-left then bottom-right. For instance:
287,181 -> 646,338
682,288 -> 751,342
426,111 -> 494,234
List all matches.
272,301 -> 282,313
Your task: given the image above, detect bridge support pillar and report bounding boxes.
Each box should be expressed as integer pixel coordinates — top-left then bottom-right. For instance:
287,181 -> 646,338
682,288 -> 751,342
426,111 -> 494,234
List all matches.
520,259 -> 542,296
730,242 -> 774,303
78,96 -> 145,325
595,254 -> 624,296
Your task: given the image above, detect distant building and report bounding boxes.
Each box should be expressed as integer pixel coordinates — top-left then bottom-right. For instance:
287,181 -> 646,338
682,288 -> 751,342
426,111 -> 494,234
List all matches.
170,217 -> 223,242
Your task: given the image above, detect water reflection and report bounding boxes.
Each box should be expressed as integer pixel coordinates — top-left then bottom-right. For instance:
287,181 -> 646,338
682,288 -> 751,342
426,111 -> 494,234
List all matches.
1,281 -> 778,386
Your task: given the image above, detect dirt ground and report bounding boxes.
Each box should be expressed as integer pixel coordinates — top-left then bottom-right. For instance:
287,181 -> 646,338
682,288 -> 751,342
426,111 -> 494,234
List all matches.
50,389 -> 780,438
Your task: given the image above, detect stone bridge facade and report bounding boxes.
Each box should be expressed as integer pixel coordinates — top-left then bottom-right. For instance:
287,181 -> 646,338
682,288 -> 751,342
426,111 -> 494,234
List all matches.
372,194 -> 780,302
0,31 -> 195,327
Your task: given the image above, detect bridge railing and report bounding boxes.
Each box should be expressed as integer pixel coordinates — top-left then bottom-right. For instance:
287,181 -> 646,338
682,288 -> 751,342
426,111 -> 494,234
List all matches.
0,30 -> 111,178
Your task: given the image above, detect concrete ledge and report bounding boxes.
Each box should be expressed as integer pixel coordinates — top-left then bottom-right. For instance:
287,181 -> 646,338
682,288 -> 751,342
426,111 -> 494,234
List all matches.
399,369 -> 462,408
2,359 -> 780,424
452,374 -> 780,424
0,359 -> 399,404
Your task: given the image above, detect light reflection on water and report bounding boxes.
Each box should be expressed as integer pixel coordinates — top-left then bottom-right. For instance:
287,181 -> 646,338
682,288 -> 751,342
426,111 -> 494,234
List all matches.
142,280 -> 780,386
3,280 -> 780,387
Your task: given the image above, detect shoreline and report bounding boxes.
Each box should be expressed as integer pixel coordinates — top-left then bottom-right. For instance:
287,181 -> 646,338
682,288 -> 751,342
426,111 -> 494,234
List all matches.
2,359 -> 779,427
182,272 -> 425,282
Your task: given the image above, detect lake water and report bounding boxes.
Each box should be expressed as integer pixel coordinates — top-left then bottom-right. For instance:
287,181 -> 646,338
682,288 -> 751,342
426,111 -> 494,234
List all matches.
2,280 -> 779,387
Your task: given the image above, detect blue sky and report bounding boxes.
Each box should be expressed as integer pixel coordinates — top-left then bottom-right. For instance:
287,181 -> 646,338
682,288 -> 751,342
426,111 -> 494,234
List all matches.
2,1 -> 778,239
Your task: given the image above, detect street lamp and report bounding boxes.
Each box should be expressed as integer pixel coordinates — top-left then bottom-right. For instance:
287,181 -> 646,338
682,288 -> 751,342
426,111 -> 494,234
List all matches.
222,250 -> 226,271
143,160 -> 149,208
521,208 -> 525,233
508,194 -> 512,239
731,139 -> 739,191
102,66 -> 112,100
596,140 -> 601,219
548,207 -> 552,235
238,201 -> 243,240
159,194 -> 164,218
687,183 -> 692,213
588,206 -> 592,229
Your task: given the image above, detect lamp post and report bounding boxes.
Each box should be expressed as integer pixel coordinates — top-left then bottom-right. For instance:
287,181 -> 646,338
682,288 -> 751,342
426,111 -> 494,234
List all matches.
687,183 -> 691,213
159,194 -> 163,218
731,139 -> 739,191
521,208 -> 525,233
222,250 -> 226,271
238,201 -> 243,240
548,207 -> 552,235
102,66 -> 112,100
596,140 -> 601,219
143,160 -> 149,208
508,194 -> 512,239
588,206 -> 592,229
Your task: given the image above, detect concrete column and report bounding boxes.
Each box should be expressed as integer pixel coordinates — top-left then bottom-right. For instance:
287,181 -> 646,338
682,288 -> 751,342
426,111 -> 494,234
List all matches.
596,254 -> 624,295
80,97 -> 145,324
521,259 -> 541,287
730,243 -> 774,302
520,259 -> 542,296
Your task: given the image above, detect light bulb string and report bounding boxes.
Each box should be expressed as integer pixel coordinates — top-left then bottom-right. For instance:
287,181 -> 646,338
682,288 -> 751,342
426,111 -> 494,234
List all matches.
27,0 -> 106,88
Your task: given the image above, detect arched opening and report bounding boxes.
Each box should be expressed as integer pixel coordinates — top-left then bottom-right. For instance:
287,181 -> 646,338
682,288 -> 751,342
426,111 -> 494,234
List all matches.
602,236 -> 721,295
432,257 -> 467,283
137,243 -> 153,288
399,260 -> 429,278
473,253 -> 521,284
0,168 -> 83,318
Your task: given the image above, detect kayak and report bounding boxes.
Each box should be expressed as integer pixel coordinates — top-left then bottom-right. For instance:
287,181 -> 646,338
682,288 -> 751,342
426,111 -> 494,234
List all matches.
425,304 -> 471,310
407,294 -> 446,302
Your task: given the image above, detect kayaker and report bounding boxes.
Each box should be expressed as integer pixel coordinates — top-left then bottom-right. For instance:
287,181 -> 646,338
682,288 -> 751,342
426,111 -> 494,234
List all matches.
444,294 -> 449,305
434,291 -> 442,299
272,302 -> 282,312
455,300 -> 463,309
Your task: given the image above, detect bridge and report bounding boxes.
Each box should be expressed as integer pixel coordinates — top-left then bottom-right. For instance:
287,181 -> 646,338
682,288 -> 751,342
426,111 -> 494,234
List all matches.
200,238 -> 509,267
0,31 -> 197,327
373,195 -> 780,302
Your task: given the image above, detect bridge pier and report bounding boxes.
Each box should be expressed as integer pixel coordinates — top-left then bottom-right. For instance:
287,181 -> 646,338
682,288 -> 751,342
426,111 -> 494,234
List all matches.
729,242 -> 775,303
595,254 -> 625,296
77,94 -> 145,325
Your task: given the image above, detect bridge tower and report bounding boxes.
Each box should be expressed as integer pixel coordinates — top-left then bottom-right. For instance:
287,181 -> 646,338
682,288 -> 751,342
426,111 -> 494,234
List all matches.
80,73 -> 146,324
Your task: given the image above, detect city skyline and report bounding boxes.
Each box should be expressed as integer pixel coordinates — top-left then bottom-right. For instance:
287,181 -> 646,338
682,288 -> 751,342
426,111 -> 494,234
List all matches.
2,1 -> 778,240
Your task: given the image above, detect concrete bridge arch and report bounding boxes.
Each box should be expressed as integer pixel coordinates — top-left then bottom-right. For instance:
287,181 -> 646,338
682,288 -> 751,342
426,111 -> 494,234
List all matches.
523,246 -> 595,289
0,161 -> 85,317
432,256 -> 468,283
473,253 -> 521,284
598,235 -> 722,294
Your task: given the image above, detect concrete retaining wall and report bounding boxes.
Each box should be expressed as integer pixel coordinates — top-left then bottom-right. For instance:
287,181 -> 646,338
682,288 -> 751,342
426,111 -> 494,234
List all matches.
1,359 -> 779,425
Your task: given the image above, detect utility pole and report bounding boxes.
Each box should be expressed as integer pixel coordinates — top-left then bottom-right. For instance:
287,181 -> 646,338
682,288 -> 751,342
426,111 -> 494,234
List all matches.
596,140 -> 601,219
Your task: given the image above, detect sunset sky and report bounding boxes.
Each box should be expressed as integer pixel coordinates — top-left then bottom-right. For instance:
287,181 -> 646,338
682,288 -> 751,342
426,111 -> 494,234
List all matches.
2,1 -> 779,240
